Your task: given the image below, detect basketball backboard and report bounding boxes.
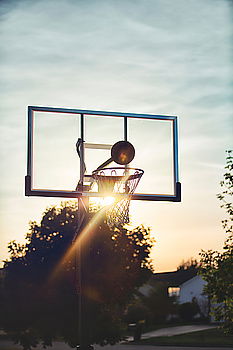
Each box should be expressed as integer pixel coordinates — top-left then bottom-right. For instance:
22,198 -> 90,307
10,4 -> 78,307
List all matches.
25,106 -> 181,201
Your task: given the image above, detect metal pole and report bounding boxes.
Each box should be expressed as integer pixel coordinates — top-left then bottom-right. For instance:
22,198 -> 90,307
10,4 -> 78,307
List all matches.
124,116 -> 127,141
77,198 -> 82,348
76,197 -> 93,350
76,113 -> 94,349
80,114 -> 85,186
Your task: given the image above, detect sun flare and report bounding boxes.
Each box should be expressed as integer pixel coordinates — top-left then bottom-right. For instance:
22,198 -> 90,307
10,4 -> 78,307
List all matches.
91,196 -> 116,208
102,196 -> 115,206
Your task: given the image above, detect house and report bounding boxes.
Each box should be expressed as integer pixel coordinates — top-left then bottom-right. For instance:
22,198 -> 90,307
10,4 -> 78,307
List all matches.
178,275 -> 209,318
139,268 -> 210,319
139,267 -> 198,297
152,267 -> 198,298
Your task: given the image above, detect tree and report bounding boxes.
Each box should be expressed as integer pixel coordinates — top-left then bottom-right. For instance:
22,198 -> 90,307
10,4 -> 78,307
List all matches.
0,201 -> 154,349
125,281 -> 176,328
141,281 -> 176,324
199,235 -> 233,332
217,150 -> 233,234
178,300 -> 200,322
199,150 -> 233,334
177,258 -> 200,271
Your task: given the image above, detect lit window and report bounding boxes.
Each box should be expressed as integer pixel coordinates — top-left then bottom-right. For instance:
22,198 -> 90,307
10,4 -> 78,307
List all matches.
168,287 -> 180,297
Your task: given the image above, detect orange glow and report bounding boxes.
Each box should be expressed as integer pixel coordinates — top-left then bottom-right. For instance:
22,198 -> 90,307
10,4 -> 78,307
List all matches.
119,152 -> 127,163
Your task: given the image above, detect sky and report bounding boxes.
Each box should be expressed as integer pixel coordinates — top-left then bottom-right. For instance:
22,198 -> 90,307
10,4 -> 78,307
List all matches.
0,0 -> 232,272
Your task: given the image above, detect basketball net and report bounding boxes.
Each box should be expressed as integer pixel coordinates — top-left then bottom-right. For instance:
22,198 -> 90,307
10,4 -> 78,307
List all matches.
92,167 -> 144,228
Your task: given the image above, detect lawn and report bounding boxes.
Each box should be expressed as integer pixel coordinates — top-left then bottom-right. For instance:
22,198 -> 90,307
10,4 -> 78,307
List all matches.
135,328 -> 233,347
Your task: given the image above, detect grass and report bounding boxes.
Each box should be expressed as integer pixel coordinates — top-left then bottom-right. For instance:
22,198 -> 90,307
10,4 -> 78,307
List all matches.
134,328 -> 233,347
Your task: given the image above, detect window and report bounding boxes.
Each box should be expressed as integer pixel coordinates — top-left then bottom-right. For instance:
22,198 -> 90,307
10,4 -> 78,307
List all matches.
168,287 -> 180,297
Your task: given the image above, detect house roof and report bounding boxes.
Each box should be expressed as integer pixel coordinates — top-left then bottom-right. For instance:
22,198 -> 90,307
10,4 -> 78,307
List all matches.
151,268 -> 198,287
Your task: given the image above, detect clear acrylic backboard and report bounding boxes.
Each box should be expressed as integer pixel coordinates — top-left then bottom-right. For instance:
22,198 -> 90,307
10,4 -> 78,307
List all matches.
25,106 -> 181,201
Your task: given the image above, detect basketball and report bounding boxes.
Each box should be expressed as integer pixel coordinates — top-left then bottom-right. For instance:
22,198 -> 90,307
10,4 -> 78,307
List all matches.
111,141 -> 135,165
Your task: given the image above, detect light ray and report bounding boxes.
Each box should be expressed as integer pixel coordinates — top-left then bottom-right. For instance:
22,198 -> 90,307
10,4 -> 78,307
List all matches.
50,206 -> 110,282
50,174 -> 130,282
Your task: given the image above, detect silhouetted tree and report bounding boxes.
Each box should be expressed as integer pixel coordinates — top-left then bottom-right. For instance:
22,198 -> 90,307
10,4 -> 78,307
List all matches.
142,282 -> 176,324
177,258 -> 200,271
217,150 -> 233,234
125,281 -> 175,329
0,201 -> 154,349
199,150 -> 233,334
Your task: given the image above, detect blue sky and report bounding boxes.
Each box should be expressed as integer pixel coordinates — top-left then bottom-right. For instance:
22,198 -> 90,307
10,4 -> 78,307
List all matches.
0,0 -> 232,271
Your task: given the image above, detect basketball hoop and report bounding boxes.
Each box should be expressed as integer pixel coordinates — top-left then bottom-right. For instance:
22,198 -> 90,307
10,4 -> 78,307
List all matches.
92,167 -> 144,228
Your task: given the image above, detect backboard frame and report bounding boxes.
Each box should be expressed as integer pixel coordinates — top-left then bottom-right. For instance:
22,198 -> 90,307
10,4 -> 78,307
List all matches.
25,106 -> 181,201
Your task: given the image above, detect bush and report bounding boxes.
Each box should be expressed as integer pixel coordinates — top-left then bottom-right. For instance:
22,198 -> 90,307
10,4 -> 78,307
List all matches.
178,301 -> 200,321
